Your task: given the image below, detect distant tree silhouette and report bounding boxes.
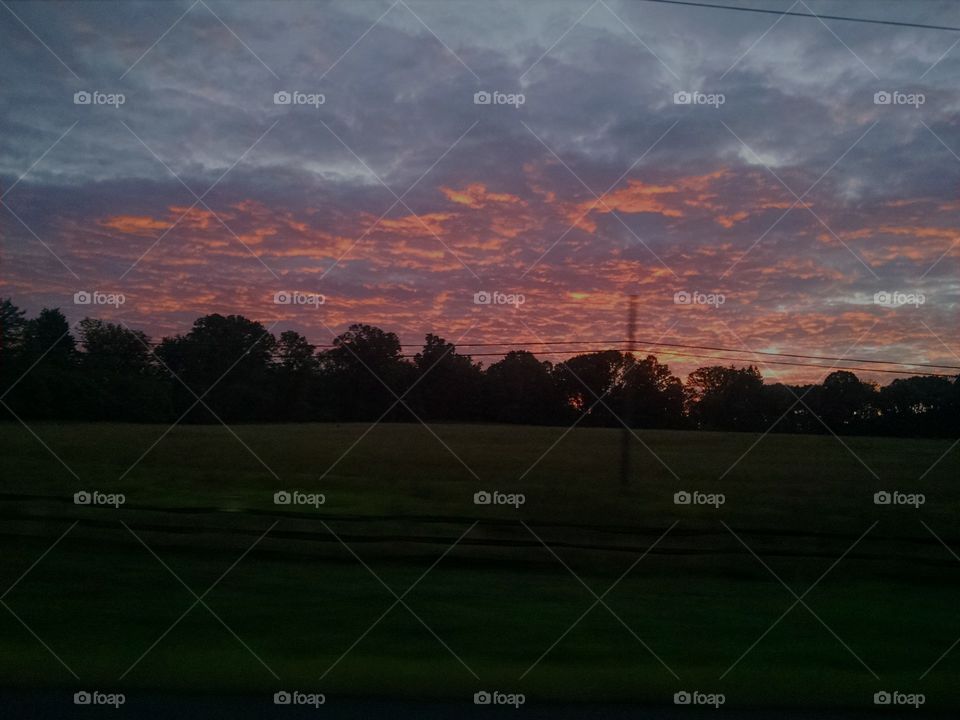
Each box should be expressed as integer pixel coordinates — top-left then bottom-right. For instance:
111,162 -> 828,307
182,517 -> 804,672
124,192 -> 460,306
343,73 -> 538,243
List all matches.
759,382 -> 812,434
484,351 -> 566,425
1,298 -> 957,436
410,334 -> 484,421
878,375 -> 959,437
318,324 -> 413,421
274,330 -> 319,421
552,352 -> 685,428
553,350 -> 625,425
620,354 -> 686,428
686,365 -> 765,431
4,307 -> 79,419
810,370 -> 878,433
77,319 -> 169,421
24,307 -> 76,363
157,314 -> 277,422
0,298 -> 26,365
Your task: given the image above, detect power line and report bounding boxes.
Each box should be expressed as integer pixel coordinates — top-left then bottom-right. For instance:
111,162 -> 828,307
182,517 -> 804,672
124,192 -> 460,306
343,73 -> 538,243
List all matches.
142,336 -> 960,373
422,339 -> 960,371
409,348 -> 956,378
634,0 -> 960,33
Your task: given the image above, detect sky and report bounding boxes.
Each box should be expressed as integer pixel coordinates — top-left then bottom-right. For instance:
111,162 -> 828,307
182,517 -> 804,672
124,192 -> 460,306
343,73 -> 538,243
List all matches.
1,0 -> 959,384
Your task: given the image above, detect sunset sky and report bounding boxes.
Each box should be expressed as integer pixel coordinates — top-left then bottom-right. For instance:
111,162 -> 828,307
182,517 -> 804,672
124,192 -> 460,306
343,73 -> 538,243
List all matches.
2,0 -> 958,383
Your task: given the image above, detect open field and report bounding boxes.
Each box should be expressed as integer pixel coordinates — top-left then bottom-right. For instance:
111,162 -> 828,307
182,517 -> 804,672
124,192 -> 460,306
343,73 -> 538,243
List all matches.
2,422 -> 959,712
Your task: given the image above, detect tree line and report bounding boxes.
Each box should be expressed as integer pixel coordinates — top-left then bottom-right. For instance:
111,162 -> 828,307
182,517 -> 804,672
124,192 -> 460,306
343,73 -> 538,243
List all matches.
1,298 -> 958,437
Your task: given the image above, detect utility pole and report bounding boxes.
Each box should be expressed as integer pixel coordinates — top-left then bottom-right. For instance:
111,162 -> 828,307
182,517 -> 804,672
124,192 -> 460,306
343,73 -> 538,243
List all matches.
620,294 -> 638,489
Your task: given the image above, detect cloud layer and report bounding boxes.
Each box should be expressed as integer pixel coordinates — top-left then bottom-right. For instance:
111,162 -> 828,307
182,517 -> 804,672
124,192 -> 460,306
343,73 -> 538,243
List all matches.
2,0 -> 958,382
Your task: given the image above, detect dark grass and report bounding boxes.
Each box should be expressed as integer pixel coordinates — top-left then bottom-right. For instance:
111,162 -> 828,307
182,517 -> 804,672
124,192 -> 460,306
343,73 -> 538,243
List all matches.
1,422 -> 959,708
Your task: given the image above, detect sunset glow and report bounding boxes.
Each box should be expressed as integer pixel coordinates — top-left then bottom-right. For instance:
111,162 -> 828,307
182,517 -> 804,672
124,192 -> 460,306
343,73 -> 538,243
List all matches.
2,0 -> 958,383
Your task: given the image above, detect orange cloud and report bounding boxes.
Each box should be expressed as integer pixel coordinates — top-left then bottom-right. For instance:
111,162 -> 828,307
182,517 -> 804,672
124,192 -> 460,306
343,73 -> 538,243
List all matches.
821,224 -> 960,263
716,211 -> 749,228
99,215 -> 169,236
565,180 -> 681,232
166,205 -> 219,230
563,169 -> 747,232
594,180 -> 680,215
441,183 -> 524,209
378,212 -> 455,236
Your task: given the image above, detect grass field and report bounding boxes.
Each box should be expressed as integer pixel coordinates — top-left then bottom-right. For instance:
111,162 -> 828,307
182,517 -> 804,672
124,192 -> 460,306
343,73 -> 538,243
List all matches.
2,422 -> 959,711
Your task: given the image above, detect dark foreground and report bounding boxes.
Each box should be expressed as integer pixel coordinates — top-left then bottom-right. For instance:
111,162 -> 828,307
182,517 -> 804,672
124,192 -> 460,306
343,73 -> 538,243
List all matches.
2,423 -> 959,711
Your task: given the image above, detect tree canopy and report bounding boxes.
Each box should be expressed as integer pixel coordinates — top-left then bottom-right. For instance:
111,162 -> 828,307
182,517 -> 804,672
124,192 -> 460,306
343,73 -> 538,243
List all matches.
1,298 -> 957,437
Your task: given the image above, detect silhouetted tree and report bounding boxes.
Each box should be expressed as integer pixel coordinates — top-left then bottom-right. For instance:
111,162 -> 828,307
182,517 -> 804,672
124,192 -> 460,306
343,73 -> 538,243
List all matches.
0,298 -> 27,367
807,370 -> 878,434
23,307 -> 76,363
4,308 -> 80,419
686,365 -> 765,431
76,319 -> 170,421
318,324 -> 414,421
552,352 -> 684,428
760,382 -> 815,433
484,351 -> 565,425
878,375 -> 958,437
1,298 -> 955,436
619,354 -> 685,428
274,330 -> 319,420
410,334 -> 483,421
553,350 -> 625,425
157,314 -> 276,422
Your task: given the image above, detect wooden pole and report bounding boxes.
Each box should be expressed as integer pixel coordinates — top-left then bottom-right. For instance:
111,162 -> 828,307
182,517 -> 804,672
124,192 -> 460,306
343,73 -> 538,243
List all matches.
620,294 -> 638,489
